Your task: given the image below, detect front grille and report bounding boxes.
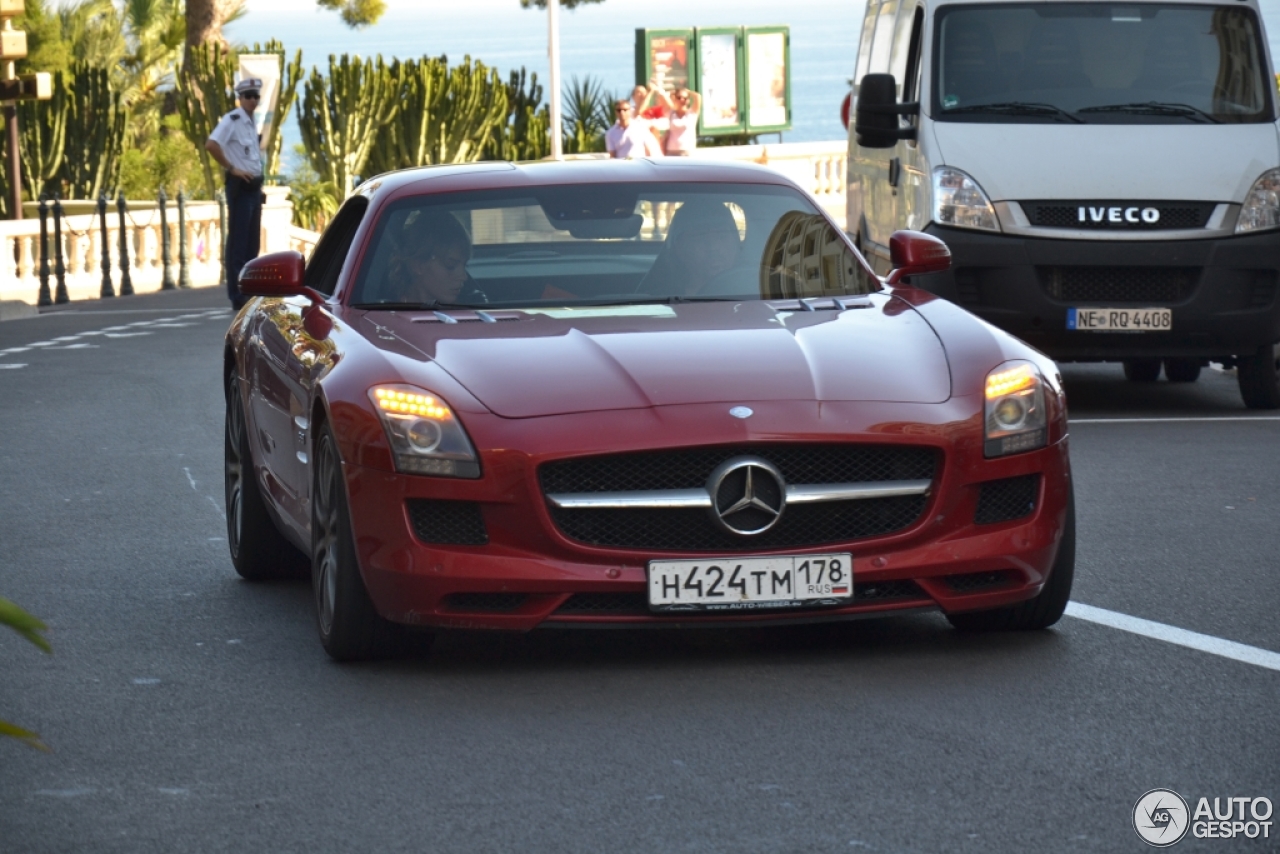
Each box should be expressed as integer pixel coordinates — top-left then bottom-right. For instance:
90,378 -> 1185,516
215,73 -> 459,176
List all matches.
541,445 -> 937,493
944,569 -> 1019,593
553,580 -> 928,615
974,475 -> 1040,525
1023,202 -> 1214,230
406,499 -> 489,545
541,444 -> 938,552
1038,266 -> 1197,304
444,593 -> 527,612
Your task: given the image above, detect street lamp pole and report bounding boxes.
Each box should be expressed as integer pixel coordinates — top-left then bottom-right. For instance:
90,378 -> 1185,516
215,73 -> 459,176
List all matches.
3,16 -> 22,219
547,0 -> 563,160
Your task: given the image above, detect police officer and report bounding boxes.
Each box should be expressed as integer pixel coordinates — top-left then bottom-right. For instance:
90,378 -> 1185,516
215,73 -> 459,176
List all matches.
205,78 -> 265,310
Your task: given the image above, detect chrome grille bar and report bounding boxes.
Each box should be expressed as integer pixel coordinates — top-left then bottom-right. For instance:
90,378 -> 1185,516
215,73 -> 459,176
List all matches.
546,479 -> 932,510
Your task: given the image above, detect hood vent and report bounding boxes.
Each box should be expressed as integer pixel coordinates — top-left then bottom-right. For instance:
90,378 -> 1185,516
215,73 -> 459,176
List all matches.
767,297 -> 872,312
411,310 -> 523,324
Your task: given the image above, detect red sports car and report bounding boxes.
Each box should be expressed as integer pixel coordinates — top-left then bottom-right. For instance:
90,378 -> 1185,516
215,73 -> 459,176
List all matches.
224,159 -> 1073,660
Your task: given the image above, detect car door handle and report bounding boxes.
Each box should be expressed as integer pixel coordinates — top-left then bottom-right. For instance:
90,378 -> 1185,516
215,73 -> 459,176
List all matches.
888,157 -> 902,188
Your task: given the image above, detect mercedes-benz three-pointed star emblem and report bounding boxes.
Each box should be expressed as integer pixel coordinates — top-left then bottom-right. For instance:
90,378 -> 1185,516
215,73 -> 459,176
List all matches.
706,456 -> 787,536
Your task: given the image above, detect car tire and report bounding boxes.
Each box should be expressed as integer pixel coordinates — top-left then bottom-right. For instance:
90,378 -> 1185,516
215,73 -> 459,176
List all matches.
1122,359 -> 1162,382
312,423 -> 416,661
1163,358 -> 1201,383
1237,344 -> 1280,410
225,371 -> 308,581
945,487 -> 1075,632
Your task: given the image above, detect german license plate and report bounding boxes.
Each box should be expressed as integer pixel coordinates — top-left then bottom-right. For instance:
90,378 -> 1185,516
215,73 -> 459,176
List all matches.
647,554 -> 853,612
1067,307 -> 1171,331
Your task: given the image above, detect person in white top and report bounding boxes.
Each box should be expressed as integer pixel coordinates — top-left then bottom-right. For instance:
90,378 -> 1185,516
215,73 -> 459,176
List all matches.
649,86 -> 702,156
605,100 -> 662,160
205,78 -> 266,309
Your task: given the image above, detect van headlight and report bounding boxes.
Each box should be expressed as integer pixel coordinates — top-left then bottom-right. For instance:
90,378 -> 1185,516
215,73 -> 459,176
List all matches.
984,361 -> 1047,457
933,167 -> 1000,232
1236,168 -> 1280,234
369,384 -> 480,478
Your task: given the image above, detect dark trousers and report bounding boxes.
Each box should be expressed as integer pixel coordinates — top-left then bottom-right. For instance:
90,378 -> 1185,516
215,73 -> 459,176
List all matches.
224,174 -> 264,308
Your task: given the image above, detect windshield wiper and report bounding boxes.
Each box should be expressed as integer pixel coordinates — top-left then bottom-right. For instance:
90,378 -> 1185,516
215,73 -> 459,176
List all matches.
1077,102 -> 1221,124
943,102 -> 1084,124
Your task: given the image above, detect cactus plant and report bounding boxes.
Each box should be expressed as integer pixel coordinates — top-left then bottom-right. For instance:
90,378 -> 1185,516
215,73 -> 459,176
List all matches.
486,67 -> 550,162
17,68 -> 69,199
61,63 -> 127,200
297,54 -> 400,197
365,55 -> 508,177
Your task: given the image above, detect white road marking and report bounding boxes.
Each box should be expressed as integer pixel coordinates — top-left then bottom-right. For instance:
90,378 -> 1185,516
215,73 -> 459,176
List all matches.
206,494 -> 225,520
1066,602 -> 1280,673
0,364 -> 26,369
0,347 -> 30,353
104,331 -> 152,338
53,343 -> 98,349
183,467 -> 197,491
1071,416 -> 1280,424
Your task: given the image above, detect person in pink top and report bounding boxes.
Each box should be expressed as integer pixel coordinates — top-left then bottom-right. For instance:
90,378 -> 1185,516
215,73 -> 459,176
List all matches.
649,86 -> 702,156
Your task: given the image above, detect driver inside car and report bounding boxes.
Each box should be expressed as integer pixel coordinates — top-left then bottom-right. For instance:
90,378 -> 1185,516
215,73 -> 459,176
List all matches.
386,211 -> 487,306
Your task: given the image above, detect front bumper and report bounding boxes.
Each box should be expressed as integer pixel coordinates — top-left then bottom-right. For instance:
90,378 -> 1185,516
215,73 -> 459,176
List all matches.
342,401 -> 1073,632
915,224 -> 1280,361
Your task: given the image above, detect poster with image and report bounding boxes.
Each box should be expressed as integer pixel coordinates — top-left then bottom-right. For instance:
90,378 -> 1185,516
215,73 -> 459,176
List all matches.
238,54 -> 282,151
698,32 -> 741,130
747,31 -> 788,129
648,34 -> 690,93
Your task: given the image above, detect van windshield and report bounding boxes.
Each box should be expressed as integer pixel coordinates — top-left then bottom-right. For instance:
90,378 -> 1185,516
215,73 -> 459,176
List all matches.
934,3 -> 1273,124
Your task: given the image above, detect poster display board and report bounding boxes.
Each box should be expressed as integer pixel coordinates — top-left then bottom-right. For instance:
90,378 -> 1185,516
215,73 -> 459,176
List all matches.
636,26 -> 791,137
238,54 -> 282,151
745,28 -> 790,132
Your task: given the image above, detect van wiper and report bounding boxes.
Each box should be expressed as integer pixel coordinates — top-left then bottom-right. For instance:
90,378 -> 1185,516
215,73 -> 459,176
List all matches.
1078,102 -> 1221,124
943,102 -> 1084,124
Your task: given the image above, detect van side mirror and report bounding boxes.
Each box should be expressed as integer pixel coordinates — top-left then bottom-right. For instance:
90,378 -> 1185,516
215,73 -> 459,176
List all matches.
855,73 -> 919,149
887,230 -> 951,284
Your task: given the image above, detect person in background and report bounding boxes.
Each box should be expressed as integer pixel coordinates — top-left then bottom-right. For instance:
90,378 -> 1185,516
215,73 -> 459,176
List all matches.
650,86 -> 702,156
205,78 -> 266,310
605,100 -> 663,159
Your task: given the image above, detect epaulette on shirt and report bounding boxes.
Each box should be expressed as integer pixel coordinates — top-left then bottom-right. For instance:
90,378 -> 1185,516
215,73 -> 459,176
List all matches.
230,113 -> 240,120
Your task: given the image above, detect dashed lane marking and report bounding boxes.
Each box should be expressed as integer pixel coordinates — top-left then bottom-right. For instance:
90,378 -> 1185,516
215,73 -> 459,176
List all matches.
1066,602 -> 1280,673
0,364 -> 27,370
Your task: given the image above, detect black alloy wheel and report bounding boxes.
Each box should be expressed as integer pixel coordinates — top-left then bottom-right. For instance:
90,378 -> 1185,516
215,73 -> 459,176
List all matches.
1163,358 -> 1202,383
224,371 -> 308,580
312,423 -> 426,660
1123,358 -> 1162,382
945,486 -> 1076,632
1237,344 -> 1280,410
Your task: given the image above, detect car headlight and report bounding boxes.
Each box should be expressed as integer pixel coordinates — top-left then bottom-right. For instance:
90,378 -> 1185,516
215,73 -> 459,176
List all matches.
984,361 -> 1047,457
1236,168 -> 1280,234
933,167 -> 1000,232
369,384 -> 480,478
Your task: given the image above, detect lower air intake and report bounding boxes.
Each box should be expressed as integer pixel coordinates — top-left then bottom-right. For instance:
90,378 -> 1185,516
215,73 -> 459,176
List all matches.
974,475 -> 1040,525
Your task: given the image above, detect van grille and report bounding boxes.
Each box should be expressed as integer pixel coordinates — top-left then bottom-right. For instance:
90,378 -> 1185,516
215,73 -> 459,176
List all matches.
1023,202 -> 1214,230
1038,267 -> 1198,303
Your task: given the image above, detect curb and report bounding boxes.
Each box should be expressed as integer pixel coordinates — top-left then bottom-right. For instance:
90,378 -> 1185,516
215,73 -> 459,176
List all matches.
0,301 -> 39,322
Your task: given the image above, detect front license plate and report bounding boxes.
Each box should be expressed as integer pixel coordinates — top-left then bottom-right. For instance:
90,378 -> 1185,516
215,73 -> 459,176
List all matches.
1067,307 -> 1171,332
647,554 -> 853,612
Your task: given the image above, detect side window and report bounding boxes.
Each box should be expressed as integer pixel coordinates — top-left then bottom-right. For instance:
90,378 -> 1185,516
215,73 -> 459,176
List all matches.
892,6 -> 925,103
900,8 -> 926,106
304,196 -> 369,296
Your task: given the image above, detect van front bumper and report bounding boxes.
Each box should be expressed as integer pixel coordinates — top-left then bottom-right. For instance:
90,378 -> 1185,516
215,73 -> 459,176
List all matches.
914,224 -> 1280,361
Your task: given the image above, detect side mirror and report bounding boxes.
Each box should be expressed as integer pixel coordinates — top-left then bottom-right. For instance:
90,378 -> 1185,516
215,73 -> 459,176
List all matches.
840,91 -> 852,130
886,230 -> 951,285
238,251 -> 306,297
854,73 -> 919,149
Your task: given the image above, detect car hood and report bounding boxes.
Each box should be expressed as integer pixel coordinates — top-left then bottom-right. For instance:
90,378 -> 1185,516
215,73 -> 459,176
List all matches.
931,121 -> 1280,202
367,297 -> 951,418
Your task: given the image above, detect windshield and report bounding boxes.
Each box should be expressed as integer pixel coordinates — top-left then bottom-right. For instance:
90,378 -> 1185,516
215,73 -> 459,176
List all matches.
934,3 -> 1273,123
350,183 -> 877,308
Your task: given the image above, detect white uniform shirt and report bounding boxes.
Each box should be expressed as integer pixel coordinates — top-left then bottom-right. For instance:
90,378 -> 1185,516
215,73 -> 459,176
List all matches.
208,107 -> 263,177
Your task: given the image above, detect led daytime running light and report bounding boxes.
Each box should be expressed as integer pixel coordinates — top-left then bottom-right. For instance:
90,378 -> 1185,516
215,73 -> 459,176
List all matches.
985,364 -> 1036,399
374,387 -> 451,420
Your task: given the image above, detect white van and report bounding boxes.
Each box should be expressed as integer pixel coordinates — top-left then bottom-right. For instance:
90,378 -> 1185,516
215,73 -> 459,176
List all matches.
846,0 -> 1280,408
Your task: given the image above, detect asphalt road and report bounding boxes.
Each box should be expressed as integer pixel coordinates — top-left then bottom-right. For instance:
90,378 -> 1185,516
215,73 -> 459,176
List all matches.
1,287 -> 1276,853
